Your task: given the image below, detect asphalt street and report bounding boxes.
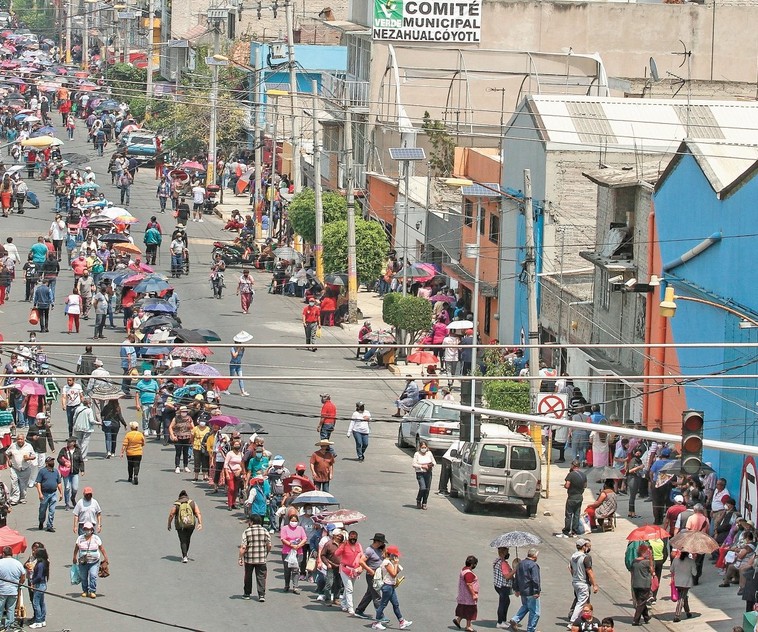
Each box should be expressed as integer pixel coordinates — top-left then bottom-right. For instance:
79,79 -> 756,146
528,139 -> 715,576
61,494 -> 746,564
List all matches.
0,131 -> 729,631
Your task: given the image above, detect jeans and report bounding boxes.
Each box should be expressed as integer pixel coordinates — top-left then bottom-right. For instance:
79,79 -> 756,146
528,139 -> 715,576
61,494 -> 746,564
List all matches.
37,306 -> 49,331
79,561 -> 99,594
48,278 -> 56,302
94,313 -> 106,338
38,491 -> 58,528
243,562 -> 267,598
416,470 -> 432,505
230,364 -> 245,393
62,473 -> 79,507
315,480 -> 330,492
356,571 -> 381,614
511,594 -> 540,632
0,594 -> 18,627
171,253 -> 183,277
352,431 -> 369,460
495,585 -> 511,624
31,582 -> 46,623
322,567 -> 340,600
571,431 -> 590,463
375,584 -> 403,622
320,424 -> 334,442
564,496 -> 583,535
103,425 -> 119,454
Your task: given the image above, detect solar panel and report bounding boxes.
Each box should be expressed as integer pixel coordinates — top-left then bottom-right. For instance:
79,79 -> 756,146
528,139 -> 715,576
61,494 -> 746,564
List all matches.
389,147 -> 426,161
461,182 -> 501,197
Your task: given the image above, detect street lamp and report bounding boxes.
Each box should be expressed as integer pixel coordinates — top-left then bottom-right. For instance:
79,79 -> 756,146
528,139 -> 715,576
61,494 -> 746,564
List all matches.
267,89 -> 288,239
446,178 -> 502,443
659,285 -> 758,327
389,147 -> 426,296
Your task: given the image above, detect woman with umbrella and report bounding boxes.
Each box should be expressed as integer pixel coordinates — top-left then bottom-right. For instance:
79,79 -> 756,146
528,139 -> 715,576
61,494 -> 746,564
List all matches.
493,546 -> 516,628
671,549 -> 697,622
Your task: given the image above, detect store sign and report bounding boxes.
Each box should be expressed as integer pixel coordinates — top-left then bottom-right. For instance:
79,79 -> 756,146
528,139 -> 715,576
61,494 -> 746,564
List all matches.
372,0 -> 481,43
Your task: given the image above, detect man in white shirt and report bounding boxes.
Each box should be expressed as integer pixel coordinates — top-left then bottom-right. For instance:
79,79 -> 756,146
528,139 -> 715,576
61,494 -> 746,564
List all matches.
710,478 -> 731,536
7,433 -> 35,504
191,182 -> 206,222
3,238 -> 19,264
62,377 -> 84,436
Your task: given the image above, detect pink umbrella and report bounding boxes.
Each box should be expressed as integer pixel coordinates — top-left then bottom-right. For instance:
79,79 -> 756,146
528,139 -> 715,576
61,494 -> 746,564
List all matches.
128,262 -> 154,273
122,274 -> 146,286
11,379 -> 46,396
120,123 -> 140,135
180,160 -> 205,172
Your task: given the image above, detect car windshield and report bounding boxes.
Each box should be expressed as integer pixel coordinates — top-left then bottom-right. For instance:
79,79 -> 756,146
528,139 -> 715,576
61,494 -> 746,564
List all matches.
130,136 -> 155,145
431,405 -> 460,421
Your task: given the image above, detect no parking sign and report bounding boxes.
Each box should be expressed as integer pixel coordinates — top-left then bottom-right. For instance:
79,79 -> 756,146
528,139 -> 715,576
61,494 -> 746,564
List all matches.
536,393 -> 567,417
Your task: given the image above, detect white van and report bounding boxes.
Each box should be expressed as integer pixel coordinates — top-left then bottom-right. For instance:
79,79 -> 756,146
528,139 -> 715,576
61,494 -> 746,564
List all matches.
449,423 -> 541,516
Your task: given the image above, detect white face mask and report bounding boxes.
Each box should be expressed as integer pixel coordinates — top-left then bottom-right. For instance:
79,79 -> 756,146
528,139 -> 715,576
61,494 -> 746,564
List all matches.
289,520 -> 298,526
420,447 -> 428,454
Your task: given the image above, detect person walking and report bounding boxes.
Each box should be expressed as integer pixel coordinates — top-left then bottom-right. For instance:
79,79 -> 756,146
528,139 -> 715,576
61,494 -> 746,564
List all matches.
630,544 -> 653,626
318,393 -> 337,443
626,447 -> 645,518
0,545 -> 26,627
57,436 -> 84,510
347,401 -> 371,462
567,538 -> 599,627
169,406 -> 194,473
167,490 -> 203,563
8,432 -> 36,505
223,439 -> 245,510
336,529 -> 363,614
29,546 -> 49,629
35,456 -> 63,532
280,513 -> 307,594
493,546 -> 515,629
73,487 -> 102,536
453,555 -> 480,632
671,549 -> 697,622
92,285 -> 108,339
507,548 -> 541,632
72,397 -> 98,460
229,331 -> 252,396
372,544 -> 412,630
32,280 -> 53,332
101,399 -> 126,458
558,460 -> 587,538
239,514 -> 271,601
302,298 -> 321,350
236,268 -> 255,314
73,522 -> 108,599
310,440 -> 335,492
412,440 -> 436,510
120,421 -> 145,484
64,289 -> 82,334
355,533 -> 387,619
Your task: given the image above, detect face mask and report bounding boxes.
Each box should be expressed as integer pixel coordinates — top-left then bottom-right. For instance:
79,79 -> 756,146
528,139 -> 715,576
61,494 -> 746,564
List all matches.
309,302 -> 315,306
503,552 -> 510,560
420,448 -> 428,453
349,538 -> 357,544
255,451 -> 263,456
289,520 -> 298,526
581,612 -> 592,620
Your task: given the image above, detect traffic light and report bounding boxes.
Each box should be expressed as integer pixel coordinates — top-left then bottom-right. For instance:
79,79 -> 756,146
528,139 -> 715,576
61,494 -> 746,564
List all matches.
681,410 -> 704,475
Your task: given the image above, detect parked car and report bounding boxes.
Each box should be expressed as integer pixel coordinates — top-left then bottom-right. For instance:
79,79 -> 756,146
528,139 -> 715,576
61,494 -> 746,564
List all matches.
119,130 -> 158,163
449,423 -> 541,516
396,400 -> 460,452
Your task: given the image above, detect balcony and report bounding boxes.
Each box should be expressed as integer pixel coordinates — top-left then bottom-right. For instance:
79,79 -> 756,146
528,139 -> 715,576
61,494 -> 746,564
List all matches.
323,73 -> 370,113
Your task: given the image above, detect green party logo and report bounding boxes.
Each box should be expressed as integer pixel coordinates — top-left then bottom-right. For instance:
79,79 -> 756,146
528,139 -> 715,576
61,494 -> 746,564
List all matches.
377,0 -> 403,21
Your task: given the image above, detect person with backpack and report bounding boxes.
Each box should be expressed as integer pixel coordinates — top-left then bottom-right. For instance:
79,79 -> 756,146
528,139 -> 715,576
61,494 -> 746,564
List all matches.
267,456 -> 289,531
167,490 -> 202,563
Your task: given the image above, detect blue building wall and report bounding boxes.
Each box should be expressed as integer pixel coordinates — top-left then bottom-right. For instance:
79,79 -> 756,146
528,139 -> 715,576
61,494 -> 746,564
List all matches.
654,152 -> 758,490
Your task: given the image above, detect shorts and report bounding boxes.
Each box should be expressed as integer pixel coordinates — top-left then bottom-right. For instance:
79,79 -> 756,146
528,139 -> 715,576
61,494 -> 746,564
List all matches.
193,203 -> 202,211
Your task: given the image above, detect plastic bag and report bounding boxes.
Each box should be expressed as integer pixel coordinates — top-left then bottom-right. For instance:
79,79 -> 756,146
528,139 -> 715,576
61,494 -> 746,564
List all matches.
670,578 -> 679,602
28,309 -> 39,326
70,564 -> 81,585
315,327 -> 322,338
285,549 -> 299,569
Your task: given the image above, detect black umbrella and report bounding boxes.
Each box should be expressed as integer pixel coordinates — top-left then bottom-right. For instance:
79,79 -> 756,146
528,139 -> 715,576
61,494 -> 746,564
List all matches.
95,99 -> 119,112
325,272 -> 348,286
61,152 -> 90,166
193,328 -> 221,342
99,233 -> 131,244
171,328 -> 206,344
161,367 -> 184,377
141,314 -> 181,331
235,422 -> 266,436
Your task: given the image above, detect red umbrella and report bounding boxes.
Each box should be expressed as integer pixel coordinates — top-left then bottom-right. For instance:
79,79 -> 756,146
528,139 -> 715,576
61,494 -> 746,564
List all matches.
12,379 -> 46,396
407,350 -> 438,365
0,527 -> 27,555
180,160 -> 205,172
122,274 -> 146,286
626,525 -> 670,542
169,169 -> 189,182
208,415 -> 241,428
128,262 -> 154,274
283,475 -> 316,493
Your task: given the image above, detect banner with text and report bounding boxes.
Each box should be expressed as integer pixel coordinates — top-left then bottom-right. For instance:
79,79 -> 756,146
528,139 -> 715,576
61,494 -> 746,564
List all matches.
373,0 -> 481,43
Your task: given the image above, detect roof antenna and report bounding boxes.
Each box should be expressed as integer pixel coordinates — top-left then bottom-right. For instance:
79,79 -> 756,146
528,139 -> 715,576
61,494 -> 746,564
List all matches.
667,40 -> 693,137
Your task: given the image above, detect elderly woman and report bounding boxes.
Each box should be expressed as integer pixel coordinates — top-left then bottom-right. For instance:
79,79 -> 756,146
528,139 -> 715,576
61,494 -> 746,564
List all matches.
73,521 -> 108,599
584,480 -> 617,531
120,421 -> 145,485
671,549 -> 697,622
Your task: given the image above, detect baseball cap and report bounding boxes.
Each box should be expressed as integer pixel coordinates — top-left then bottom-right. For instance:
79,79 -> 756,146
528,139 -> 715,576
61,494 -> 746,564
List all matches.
83,487 -> 93,495
45,456 -> 54,463
82,522 -> 94,530
295,463 -> 306,471
35,412 -> 46,419
674,494 -> 684,504
386,545 -> 401,557
143,369 -> 152,376
575,538 -> 588,548
271,455 -> 285,466
325,523 -> 336,533
94,358 -> 103,366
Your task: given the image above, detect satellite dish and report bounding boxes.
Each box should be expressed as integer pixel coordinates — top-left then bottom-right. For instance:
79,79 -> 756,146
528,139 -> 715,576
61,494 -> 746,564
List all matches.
649,57 -> 660,82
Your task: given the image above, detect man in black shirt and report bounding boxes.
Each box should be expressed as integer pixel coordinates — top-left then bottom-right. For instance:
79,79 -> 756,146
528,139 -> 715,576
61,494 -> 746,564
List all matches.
559,460 -> 587,538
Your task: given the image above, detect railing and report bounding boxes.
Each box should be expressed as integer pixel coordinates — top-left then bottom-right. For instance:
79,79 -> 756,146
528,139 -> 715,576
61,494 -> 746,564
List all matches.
323,73 -> 370,111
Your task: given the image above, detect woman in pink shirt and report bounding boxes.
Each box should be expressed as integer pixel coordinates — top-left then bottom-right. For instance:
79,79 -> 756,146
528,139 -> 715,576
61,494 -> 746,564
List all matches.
336,529 -> 363,614
280,514 -> 307,594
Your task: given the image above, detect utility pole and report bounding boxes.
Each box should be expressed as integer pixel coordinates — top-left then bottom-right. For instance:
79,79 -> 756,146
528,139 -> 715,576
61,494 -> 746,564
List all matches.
401,161 -> 410,296
345,109 -> 358,322
269,94 -> 280,237
284,0 -> 300,192
145,0 -> 155,114
524,168 -> 540,410
82,2 -> 88,71
253,47 -> 263,232
206,9 -> 226,189
469,198 -> 483,444
65,0 -> 72,63
312,79 -> 324,283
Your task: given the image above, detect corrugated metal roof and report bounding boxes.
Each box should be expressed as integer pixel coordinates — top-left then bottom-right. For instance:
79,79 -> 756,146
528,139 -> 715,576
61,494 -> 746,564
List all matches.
524,95 -> 758,152
583,164 -> 662,188
680,141 -> 758,196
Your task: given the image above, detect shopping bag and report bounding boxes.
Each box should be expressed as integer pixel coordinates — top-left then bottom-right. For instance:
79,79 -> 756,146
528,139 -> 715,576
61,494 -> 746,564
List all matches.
285,550 -> 299,569
651,574 -> 660,593
578,513 -> 591,535
70,564 -> 81,585
14,589 -> 25,620
28,308 -> 39,325
670,577 -> 679,602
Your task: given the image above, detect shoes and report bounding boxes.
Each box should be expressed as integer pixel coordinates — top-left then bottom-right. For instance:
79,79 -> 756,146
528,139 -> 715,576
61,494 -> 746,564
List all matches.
421,504 -> 427,510
39,522 -> 43,530
46,527 -> 55,533
184,467 -> 191,473
316,595 -> 325,602
242,595 -> 251,600
555,533 -> 568,538
81,592 -> 87,598
133,477 -> 138,485
127,478 -> 132,483
416,501 -> 422,509
241,391 -> 250,397
399,621 -> 413,629
673,618 -> 681,623
354,612 -> 369,619
29,623 -> 46,629
372,624 -> 387,630
89,592 -> 97,599
259,596 -> 265,602
199,219 -> 204,222
293,588 -> 301,595
175,467 -> 181,473
182,556 -> 188,563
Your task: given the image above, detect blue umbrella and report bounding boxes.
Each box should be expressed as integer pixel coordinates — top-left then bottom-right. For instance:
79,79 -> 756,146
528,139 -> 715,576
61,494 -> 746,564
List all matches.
100,270 -> 131,286
134,278 -> 171,294
13,112 -> 27,120
141,298 -> 176,313
143,346 -> 171,356
30,126 -> 55,137
173,384 -> 206,402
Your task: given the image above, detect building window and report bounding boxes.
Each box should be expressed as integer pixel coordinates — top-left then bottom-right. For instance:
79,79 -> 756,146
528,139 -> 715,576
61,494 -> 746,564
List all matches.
463,198 -> 473,227
599,269 -> 610,311
489,214 -> 500,244
484,297 -> 492,335
479,207 -> 485,235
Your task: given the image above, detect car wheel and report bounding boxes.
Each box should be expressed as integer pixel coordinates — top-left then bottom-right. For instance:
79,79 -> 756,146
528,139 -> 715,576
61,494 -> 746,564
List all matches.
449,485 -> 459,499
396,425 -> 404,448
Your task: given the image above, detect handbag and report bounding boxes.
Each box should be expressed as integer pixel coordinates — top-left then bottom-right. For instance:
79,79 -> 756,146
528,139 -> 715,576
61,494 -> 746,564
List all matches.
305,553 -> 316,572
98,559 -> 110,578
28,308 -> 39,325
725,551 -> 737,564
670,576 -> 679,602
58,457 -> 71,478
651,574 -> 660,593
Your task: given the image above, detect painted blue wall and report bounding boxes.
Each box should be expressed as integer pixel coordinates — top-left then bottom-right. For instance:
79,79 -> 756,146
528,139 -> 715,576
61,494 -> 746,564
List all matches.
654,152 -> 758,491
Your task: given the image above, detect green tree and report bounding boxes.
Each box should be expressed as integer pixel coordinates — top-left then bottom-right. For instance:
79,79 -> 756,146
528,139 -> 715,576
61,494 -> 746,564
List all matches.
383,295 -> 433,344
483,379 -> 531,415
288,188 -> 348,244
422,111 -> 455,177
322,219 -> 389,286
382,292 -> 401,326
12,0 -> 55,34
108,64 -> 147,105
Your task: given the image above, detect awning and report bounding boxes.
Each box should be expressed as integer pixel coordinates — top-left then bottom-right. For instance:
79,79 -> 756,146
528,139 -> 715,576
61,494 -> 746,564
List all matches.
321,20 -> 371,35
582,348 -> 643,386
442,263 -> 497,297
